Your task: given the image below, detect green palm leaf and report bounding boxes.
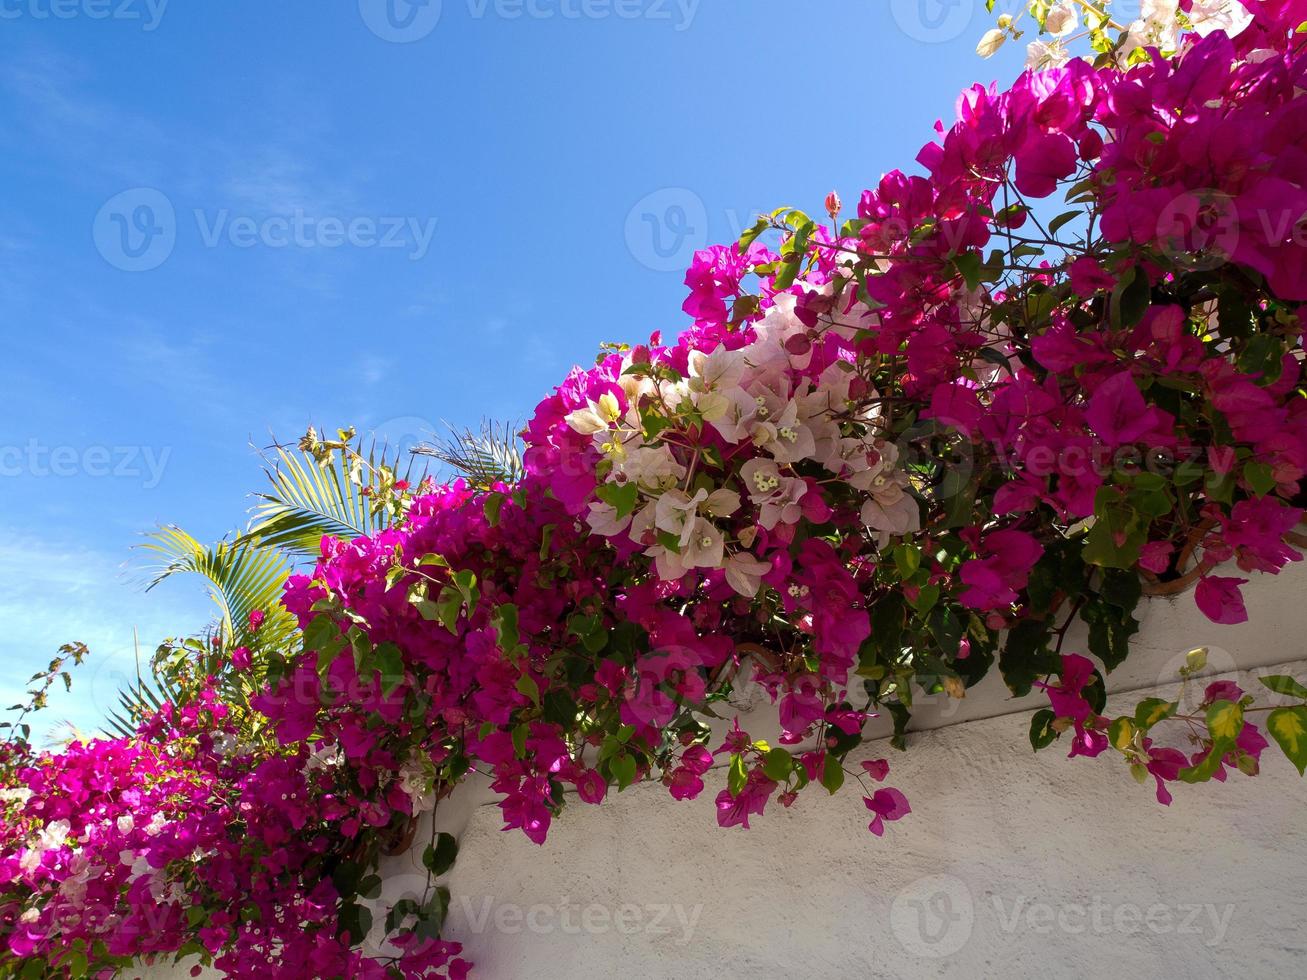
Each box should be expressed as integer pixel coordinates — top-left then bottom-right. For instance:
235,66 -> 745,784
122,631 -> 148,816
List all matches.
243,429 -> 425,560
415,420 -> 524,488
138,526 -> 296,646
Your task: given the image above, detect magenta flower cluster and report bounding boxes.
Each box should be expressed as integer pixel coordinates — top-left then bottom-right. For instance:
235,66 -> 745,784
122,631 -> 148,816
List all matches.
6,4 -> 1307,976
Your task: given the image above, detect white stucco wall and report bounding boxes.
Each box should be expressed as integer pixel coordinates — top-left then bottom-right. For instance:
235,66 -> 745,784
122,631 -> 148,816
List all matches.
143,562 -> 1307,979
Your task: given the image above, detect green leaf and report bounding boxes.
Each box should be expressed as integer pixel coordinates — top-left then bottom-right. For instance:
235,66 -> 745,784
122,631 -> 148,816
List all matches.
1134,698 -> 1178,730
138,526 -> 296,649
493,604 -> 521,652
1029,708 -> 1059,751
1206,700 -> 1244,743
596,481 -> 640,520
1268,706 -> 1307,775
1243,461 -> 1277,497
515,673 -> 541,707
820,754 -> 844,794
1082,601 -> 1139,673
358,874 -> 383,900
1179,741 -> 1230,783
953,251 -> 982,290
1110,265 -> 1151,329
1108,716 -> 1135,751
412,597 -> 443,623
893,544 -> 921,578
375,643 -> 405,696
762,747 -> 794,782
1260,675 -> 1307,701
772,254 -> 802,290
1048,209 -> 1080,237
999,619 -> 1060,697
435,587 -> 464,634
242,431 -> 425,559
423,833 -> 459,877
611,753 -> 638,791
338,902 -> 372,945
1238,333 -> 1284,383
728,753 -> 747,795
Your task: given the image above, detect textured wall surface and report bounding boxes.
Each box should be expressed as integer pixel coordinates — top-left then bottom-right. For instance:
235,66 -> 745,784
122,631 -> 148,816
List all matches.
142,564 -> 1307,979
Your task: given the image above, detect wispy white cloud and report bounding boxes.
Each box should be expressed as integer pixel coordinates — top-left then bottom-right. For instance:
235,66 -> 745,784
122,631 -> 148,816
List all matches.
0,528 -> 210,743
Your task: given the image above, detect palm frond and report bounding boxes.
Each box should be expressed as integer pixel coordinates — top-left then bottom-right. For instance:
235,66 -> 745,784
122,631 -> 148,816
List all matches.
138,527 -> 296,646
414,420 -> 524,487
102,670 -> 183,737
243,430 -> 426,560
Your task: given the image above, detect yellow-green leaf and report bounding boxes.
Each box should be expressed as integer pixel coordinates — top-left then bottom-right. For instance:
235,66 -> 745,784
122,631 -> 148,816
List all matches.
1268,706 -> 1307,775
1206,700 -> 1244,743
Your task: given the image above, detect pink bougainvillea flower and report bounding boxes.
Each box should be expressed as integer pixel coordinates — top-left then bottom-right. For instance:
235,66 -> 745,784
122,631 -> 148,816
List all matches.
1142,740 -> 1189,806
1084,372 -> 1174,448
861,759 -> 890,781
1138,541 -> 1174,576
863,788 -> 911,836
715,771 -> 778,830
575,769 -> 607,805
958,529 -> 1044,610
1195,576 -> 1251,625
1067,255 -> 1116,296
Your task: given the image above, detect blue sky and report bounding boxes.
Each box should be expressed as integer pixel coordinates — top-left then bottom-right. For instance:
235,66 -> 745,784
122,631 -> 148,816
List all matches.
0,0 -> 1029,739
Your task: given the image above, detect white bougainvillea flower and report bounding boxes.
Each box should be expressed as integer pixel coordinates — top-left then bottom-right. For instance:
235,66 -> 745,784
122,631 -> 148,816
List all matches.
612,443 -> 685,489
866,468 -> 909,508
745,292 -> 811,373
861,490 -> 922,547
1189,0 -> 1254,36
1119,0 -> 1181,61
1044,0 -> 1078,38
708,386 -> 766,444
740,457 -> 807,529
654,488 -> 710,547
687,344 -> 748,395
701,487 -> 741,518
1027,38 -> 1070,71
725,552 -> 772,597
976,27 -> 1007,58
683,517 -> 725,570
763,399 -> 817,464
845,440 -> 900,493
586,500 -> 631,537
565,392 -> 623,435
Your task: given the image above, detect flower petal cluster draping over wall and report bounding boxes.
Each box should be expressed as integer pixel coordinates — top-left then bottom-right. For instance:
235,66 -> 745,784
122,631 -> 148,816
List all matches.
6,4 -> 1307,976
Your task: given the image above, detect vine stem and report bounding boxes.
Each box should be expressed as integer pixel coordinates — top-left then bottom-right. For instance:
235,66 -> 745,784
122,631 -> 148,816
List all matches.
1072,0 -> 1126,33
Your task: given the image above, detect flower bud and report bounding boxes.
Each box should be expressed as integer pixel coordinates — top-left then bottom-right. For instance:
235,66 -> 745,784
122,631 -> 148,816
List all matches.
824,191 -> 842,220
977,28 -> 1007,58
